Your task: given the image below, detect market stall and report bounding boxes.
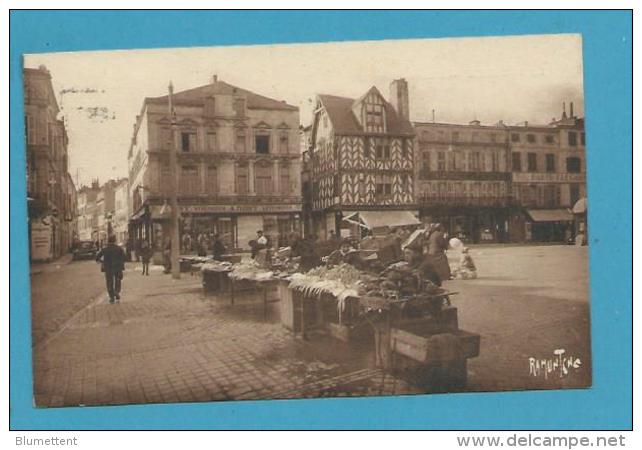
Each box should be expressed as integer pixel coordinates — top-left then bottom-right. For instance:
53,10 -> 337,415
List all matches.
201,258 -> 296,320
282,261 -> 480,388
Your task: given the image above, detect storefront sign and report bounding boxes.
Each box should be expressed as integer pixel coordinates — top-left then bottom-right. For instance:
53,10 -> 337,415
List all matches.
31,222 -> 52,261
512,173 -> 585,183
180,204 -> 301,214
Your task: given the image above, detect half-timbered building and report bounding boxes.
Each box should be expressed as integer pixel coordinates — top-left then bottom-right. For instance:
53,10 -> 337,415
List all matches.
307,79 -> 419,239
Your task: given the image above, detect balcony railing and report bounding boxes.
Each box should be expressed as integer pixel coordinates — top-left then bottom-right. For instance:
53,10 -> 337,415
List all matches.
418,170 -> 511,181
417,194 -> 513,208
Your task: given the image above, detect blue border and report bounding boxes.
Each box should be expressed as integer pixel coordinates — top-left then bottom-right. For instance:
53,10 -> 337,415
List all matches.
9,10 -> 632,430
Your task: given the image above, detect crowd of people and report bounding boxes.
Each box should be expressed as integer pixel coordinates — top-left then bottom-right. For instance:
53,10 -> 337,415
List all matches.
94,223 -> 477,304
322,223 -> 478,287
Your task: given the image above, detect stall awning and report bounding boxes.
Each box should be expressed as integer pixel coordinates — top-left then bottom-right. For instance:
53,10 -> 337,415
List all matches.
343,210 -> 421,230
526,209 -> 573,222
572,197 -> 587,214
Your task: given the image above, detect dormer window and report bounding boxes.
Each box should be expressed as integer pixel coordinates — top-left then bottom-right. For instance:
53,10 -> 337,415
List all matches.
366,103 -> 384,129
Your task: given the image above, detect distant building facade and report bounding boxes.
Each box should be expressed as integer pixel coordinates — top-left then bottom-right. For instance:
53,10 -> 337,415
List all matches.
508,104 -> 586,242
95,179 -> 122,246
413,121 -> 512,243
24,66 -> 77,261
128,76 -> 302,254
112,179 -> 130,245
307,80 -> 418,239
412,104 -> 586,243
77,180 -> 100,241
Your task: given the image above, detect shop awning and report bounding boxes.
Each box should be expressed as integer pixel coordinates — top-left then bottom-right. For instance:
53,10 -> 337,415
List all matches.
130,207 -> 147,221
150,205 -> 171,220
343,210 -> 421,230
526,209 -> 573,222
572,197 -> 587,214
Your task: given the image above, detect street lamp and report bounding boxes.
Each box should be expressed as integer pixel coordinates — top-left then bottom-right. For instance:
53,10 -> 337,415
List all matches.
168,81 -> 181,279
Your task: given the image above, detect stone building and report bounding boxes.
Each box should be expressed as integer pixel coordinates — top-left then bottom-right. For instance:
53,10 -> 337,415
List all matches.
128,76 -> 302,254
77,180 -> 100,242
412,103 -> 587,244
307,79 -> 419,239
413,121 -> 512,243
95,179 -> 124,246
507,104 -> 586,242
112,179 -> 130,245
24,66 -> 77,261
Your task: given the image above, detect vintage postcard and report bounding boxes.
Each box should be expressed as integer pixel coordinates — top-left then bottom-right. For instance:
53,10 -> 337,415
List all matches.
24,34 -> 590,408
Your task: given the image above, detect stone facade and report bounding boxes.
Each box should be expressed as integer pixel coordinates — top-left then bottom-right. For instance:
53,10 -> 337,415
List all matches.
412,105 -> 586,243
24,66 -> 77,261
128,76 -> 302,253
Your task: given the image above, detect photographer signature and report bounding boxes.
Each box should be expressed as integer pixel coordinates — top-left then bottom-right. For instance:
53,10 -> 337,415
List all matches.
528,349 -> 581,379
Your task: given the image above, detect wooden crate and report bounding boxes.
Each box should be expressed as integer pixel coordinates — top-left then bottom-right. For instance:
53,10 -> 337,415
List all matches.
390,325 -> 480,364
202,270 -> 231,293
281,288 -> 320,333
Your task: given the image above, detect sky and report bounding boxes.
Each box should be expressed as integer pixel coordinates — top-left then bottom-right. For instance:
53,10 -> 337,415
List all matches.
24,34 -> 584,188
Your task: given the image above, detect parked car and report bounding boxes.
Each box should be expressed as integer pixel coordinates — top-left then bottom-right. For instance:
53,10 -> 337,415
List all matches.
72,241 -> 97,260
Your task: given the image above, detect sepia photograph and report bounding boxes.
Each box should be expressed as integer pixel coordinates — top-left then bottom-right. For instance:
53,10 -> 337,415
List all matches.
23,34 -> 591,408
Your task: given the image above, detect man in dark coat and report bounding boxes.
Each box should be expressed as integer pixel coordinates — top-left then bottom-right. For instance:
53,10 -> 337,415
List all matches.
212,234 -> 226,261
96,234 -> 127,303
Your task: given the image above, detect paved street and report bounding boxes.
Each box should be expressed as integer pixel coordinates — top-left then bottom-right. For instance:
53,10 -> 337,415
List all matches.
30,256 -> 106,347
31,245 -> 591,407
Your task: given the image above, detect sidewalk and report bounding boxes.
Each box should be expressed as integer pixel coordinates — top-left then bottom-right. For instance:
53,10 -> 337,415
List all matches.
30,253 -> 74,276
33,263 -> 418,407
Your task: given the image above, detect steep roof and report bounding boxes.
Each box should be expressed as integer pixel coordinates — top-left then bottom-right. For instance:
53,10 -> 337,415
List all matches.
145,80 -> 298,111
317,91 -> 414,136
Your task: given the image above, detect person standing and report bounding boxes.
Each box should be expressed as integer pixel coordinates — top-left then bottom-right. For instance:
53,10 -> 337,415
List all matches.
212,233 -> 226,261
96,234 -> 126,303
403,245 -> 442,287
426,223 -> 452,281
140,240 -> 152,276
163,238 -> 172,274
256,230 -> 268,248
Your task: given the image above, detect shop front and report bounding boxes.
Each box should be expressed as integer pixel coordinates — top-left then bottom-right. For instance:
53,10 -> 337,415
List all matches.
130,201 -> 302,260
340,210 -> 421,239
524,208 -> 574,243
419,206 -> 510,244
572,197 -> 588,245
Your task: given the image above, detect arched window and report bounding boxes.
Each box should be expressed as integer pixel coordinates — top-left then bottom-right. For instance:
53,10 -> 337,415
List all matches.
566,157 -> 581,173
205,165 -> 218,194
255,161 -> 273,194
280,162 -> 291,195
206,129 -> 217,152
180,165 -> 200,194
158,127 -> 172,151
235,163 -> 249,195
235,129 -> 246,152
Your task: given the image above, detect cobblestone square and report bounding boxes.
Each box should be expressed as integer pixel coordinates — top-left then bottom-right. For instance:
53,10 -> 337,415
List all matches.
31,245 -> 590,408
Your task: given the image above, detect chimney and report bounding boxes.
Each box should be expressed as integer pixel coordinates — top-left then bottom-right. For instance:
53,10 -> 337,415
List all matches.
389,78 -> 409,121
562,102 -> 567,120
212,74 -> 218,83
570,102 -> 574,118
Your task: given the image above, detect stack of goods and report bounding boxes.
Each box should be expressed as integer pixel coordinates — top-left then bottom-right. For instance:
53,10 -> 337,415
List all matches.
270,247 -> 300,277
228,259 -> 274,282
288,263 -> 370,318
357,262 -> 447,316
200,261 -> 233,273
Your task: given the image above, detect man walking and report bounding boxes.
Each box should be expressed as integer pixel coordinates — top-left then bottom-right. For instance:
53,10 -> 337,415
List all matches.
96,234 -> 126,304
